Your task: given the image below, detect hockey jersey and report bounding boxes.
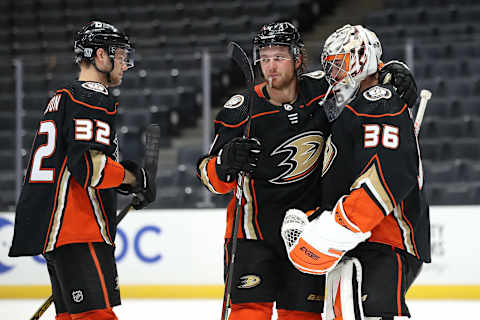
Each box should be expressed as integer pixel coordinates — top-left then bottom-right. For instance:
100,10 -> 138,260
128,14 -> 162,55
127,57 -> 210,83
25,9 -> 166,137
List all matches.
9,81 -> 125,256
321,84 -> 431,262
197,72 -> 330,246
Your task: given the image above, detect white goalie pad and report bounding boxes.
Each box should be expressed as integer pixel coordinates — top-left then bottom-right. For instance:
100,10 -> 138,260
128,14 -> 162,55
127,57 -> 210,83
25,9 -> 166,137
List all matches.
324,257 -> 365,320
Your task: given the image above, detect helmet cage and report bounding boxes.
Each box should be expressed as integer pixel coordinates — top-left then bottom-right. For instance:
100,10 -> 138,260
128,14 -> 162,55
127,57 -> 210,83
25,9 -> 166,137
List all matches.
321,24 -> 382,107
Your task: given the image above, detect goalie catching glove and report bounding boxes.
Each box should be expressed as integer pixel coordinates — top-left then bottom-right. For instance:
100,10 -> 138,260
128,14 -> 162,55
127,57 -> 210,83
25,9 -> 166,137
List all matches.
379,60 -> 418,108
117,160 -> 156,209
216,137 -> 261,182
281,199 -> 371,275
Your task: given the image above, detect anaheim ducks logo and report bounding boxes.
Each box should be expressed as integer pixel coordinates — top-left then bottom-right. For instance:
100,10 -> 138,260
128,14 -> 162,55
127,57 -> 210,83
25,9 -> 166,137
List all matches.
237,275 -> 262,289
269,131 -> 324,185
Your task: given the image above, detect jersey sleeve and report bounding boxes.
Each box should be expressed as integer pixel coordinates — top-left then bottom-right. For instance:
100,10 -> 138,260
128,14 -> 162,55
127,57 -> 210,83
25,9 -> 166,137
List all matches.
196,94 -> 248,194
333,96 -> 420,234
61,89 -> 125,190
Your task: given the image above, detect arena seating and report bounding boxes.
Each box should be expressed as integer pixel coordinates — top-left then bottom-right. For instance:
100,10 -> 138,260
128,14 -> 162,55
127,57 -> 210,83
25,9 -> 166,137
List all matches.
365,0 -> 480,204
0,0 -> 325,210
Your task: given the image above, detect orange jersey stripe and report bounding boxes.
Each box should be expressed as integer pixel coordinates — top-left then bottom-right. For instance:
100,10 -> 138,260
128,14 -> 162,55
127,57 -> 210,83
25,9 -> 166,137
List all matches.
345,103 -> 407,118
395,252 -> 403,316
254,83 -> 266,98
342,188 -> 385,233
88,242 -> 111,308
56,179 -> 104,247
96,157 -> 124,189
214,117 -> 249,128
57,89 -> 117,115
207,157 -> 235,194
83,153 -> 90,189
251,110 -> 280,119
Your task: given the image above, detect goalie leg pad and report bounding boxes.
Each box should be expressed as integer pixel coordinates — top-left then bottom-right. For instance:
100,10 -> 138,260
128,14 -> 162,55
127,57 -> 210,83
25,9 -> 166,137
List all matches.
229,302 -> 273,320
324,257 -> 365,320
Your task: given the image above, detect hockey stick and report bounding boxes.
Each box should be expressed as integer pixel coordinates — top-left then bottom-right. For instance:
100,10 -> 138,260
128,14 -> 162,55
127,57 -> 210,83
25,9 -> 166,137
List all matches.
414,89 -> 432,135
221,42 -> 255,320
30,124 -> 161,320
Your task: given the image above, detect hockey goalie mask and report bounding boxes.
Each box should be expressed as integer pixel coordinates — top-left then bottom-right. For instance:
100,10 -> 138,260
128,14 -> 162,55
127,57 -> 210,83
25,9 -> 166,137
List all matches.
253,21 -> 304,73
321,25 -> 382,114
74,21 -> 135,69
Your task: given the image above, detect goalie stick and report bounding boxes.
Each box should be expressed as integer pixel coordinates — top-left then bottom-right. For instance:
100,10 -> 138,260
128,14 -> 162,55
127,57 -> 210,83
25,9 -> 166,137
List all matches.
222,42 -> 255,320
30,124 -> 162,320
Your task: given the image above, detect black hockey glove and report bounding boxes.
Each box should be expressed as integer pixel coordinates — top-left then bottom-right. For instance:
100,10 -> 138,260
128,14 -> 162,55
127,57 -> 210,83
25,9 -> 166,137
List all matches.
216,137 -> 261,182
118,160 -> 156,210
379,60 -> 418,108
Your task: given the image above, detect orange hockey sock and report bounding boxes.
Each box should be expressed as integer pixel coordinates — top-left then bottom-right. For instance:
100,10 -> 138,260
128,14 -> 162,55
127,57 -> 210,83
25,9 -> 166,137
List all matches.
56,313 -> 72,320
229,302 -> 274,320
277,308 -> 322,320
71,308 -> 117,320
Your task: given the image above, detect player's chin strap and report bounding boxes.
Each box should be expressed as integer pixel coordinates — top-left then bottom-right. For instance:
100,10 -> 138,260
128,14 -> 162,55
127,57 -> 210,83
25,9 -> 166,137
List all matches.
324,257 -> 410,320
91,57 -> 114,84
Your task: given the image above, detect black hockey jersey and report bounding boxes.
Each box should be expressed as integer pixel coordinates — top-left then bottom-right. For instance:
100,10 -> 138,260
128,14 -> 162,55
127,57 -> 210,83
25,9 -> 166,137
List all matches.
9,81 -> 125,256
197,72 -> 330,246
321,84 -> 431,262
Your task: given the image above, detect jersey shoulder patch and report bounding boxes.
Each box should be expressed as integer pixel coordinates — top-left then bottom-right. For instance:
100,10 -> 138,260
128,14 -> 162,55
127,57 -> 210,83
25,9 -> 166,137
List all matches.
216,93 -> 249,127
301,70 -> 325,80
363,86 -> 392,101
81,81 -> 109,95
223,94 -> 245,109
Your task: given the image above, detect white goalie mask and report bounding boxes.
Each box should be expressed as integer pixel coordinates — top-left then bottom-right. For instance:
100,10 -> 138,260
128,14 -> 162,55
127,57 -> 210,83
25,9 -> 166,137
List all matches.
320,25 -> 382,115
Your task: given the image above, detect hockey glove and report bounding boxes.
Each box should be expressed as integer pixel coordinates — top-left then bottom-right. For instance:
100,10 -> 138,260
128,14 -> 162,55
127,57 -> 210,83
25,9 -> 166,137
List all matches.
379,60 -> 418,108
118,160 -> 156,209
216,137 -> 261,182
281,205 -> 370,275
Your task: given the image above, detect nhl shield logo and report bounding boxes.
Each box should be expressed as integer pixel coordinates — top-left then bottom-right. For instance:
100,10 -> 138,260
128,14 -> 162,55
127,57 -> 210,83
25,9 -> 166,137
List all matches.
72,290 -> 84,303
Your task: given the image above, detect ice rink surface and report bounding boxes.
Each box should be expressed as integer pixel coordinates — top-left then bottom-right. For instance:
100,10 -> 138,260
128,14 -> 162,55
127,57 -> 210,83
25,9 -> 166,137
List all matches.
1,298 -> 479,319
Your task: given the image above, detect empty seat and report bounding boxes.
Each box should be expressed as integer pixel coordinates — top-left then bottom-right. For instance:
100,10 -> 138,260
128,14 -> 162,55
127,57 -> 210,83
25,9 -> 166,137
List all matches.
449,138 -> 480,160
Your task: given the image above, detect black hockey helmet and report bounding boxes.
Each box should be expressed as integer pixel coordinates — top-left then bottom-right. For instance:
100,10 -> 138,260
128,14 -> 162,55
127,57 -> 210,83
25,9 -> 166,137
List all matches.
74,20 -> 135,69
253,21 -> 304,65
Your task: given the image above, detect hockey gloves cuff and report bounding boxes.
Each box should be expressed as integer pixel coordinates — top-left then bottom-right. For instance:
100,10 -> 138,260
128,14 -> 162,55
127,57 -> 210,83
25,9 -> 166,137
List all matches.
118,160 -> 156,209
281,207 -> 370,275
215,137 -> 261,182
379,60 -> 418,108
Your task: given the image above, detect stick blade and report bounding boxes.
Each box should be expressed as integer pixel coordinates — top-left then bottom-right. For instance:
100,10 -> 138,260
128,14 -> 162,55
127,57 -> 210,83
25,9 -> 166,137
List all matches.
228,41 -> 254,88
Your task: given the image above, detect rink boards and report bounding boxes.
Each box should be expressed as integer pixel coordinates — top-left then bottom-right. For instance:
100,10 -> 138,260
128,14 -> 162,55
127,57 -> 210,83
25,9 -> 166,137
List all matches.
1,206 -> 479,299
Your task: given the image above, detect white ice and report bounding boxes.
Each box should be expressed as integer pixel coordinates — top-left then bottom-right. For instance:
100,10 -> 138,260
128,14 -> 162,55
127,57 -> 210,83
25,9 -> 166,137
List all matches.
0,299 -> 479,319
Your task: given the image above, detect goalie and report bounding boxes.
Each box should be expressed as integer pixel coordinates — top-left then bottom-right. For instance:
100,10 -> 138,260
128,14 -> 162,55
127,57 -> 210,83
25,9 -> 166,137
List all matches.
281,25 -> 431,320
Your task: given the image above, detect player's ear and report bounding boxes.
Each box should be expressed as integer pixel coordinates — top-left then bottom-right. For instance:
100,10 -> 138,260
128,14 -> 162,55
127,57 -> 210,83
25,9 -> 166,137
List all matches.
95,48 -> 106,60
295,53 -> 303,70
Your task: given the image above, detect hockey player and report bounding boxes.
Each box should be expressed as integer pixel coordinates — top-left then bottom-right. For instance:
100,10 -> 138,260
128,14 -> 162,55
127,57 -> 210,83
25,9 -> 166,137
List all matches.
281,25 -> 430,320
197,21 -> 419,320
9,21 -> 156,320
